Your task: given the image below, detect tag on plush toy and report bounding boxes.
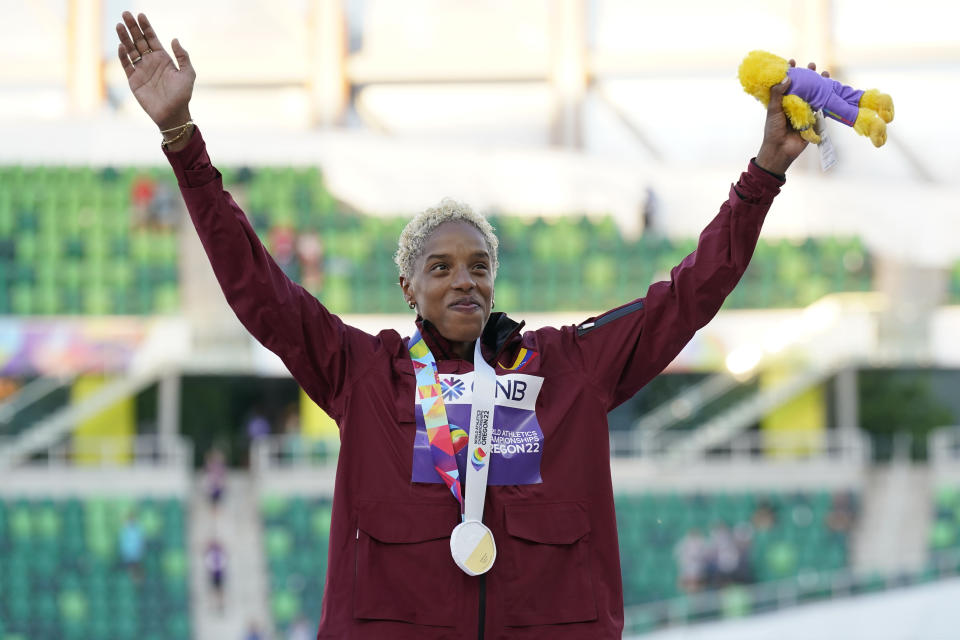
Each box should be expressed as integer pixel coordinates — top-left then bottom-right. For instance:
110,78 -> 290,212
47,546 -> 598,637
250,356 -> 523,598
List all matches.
814,110 -> 838,172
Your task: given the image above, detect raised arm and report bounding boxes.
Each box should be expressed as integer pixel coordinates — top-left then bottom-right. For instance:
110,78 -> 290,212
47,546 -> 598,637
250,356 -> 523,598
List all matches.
567,61 -> 831,409
115,12 -> 379,419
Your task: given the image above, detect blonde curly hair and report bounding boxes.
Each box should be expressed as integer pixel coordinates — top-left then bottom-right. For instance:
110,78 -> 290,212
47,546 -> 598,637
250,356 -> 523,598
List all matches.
394,198 -> 499,280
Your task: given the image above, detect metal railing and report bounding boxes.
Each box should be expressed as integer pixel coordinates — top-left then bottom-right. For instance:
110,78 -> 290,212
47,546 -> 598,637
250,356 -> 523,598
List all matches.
611,427 -> 871,464
627,372 -> 739,437
256,429 -> 872,471
661,361 -> 852,461
0,434 -> 192,469
0,367 -> 164,470
0,373 -> 76,433
252,434 -> 340,473
930,426 -> 960,466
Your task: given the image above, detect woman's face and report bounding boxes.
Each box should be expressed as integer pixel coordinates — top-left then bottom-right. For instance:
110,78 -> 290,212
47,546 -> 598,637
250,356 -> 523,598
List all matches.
400,221 -> 494,350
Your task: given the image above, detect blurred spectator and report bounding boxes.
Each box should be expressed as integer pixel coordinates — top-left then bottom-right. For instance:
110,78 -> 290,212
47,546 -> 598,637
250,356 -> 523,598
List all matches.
731,521 -> 756,583
247,409 -> 271,442
130,173 -> 156,222
674,527 -> 708,593
827,491 -> 855,536
282,403 -> 301,435
297,231 -> 325,294
130,172 -> 180,229
705,521 -> 741,588
235,166 -> 255,185
119,511 -> 145,582
243,620 -> 265,640
204,539 -> 228,613
246,409 -> 272,467
270,224 -> 299,280
205,446 -> 227,513
146,181 -> 179,228
752,499 -> 777,532
641,186 -> 661,236
287,617 -> 312,640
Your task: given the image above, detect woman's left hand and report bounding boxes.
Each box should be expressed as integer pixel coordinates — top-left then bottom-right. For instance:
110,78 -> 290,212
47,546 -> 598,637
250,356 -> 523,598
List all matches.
755,60 -> 831,175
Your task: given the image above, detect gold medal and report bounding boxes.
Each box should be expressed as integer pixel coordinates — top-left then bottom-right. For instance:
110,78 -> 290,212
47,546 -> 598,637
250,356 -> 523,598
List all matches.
450,520 -> 496,576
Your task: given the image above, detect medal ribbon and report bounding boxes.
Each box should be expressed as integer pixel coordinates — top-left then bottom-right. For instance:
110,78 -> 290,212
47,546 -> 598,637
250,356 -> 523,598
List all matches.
409,329 -> 462,507
409,329 -> 495,523
464,334 -> 495,524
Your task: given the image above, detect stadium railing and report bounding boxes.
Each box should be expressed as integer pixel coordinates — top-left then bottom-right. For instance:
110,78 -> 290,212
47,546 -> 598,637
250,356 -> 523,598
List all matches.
253,427 -> 870,471
610,428 -> 870,465
0,366 -> 174,471
43,434 -> 192,468
930,426 -> 960,466
0,434 -> 192,496
252,434 -> 339,471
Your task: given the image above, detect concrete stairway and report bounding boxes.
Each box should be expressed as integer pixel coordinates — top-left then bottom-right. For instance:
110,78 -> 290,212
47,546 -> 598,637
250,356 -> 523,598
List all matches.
189,472 -> 273,640
851,462 -> 932,575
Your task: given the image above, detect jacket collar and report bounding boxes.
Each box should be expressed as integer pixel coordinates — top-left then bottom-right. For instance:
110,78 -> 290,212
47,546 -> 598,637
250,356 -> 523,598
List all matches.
415,312 -> 524,365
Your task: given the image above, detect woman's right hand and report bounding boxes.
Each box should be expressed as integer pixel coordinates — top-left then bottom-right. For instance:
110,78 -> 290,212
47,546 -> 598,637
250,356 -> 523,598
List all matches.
116,11 -> 195,134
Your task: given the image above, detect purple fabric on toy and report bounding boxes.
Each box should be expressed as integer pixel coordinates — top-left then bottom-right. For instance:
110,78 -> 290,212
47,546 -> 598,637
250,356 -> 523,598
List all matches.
786,66 -> 864,127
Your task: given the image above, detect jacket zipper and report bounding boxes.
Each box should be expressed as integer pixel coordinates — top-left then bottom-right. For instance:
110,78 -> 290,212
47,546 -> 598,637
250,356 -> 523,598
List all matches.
576,299 -> 645,336
477,573 -> 486,640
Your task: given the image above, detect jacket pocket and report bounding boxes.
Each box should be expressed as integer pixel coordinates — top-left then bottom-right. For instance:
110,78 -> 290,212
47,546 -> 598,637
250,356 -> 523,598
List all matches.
502,502 -> 598,626
354,500 -> 461,626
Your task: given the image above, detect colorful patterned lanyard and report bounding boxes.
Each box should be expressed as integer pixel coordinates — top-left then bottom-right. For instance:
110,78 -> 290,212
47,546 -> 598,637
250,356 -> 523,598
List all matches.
409,329 -> 497,575
409,329 -> 463,507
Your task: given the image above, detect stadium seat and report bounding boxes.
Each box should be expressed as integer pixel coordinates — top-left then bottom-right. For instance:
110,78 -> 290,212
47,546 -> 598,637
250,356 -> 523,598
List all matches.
614,490 -> 857,605
720,585 -> 752,618
0,163 -> 881,317
261,495 -> 333,633
0,497 -> 191,640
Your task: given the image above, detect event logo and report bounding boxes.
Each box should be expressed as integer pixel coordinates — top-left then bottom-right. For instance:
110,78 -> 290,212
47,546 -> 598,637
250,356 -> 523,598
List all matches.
471,446 -> 488,471
449,427 -> 469,453
441,376 -> 466,400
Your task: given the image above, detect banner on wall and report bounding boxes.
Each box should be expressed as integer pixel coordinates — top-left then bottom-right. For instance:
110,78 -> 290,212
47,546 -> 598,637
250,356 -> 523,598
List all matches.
0,318 -> 147,377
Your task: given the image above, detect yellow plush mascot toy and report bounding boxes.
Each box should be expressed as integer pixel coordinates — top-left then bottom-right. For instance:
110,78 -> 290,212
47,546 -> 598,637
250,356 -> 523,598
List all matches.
738,50 -> 894,147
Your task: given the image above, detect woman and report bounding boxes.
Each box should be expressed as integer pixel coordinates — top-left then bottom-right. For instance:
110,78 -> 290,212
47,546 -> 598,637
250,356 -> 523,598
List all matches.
117,11 -> 824,639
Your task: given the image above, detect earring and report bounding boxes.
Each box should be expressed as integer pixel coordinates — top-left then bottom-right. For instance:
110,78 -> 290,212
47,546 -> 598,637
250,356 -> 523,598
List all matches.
408,301 -> 416,310
492,300 -> 495,309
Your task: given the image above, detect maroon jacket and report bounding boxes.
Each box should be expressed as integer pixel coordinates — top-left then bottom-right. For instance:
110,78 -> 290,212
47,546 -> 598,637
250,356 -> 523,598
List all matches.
165,129 -> 783,639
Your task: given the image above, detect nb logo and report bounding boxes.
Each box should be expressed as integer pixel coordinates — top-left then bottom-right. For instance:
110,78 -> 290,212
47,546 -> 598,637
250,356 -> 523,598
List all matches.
495,379 -> 527,402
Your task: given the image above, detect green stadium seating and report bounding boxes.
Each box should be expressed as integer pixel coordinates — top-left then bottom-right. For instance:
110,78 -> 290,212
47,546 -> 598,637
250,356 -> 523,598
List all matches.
0,164 -> 879,316
261,496 -> 331,635
0,497 -> 191,640
614,489 -> 858,606
930,485 -> 960,558
0,167 -> 180,316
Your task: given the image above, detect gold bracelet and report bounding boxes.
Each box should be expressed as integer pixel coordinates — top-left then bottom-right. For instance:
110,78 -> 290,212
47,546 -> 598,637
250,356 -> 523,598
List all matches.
159,120 -> 194,134
160,123 -> 194,148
